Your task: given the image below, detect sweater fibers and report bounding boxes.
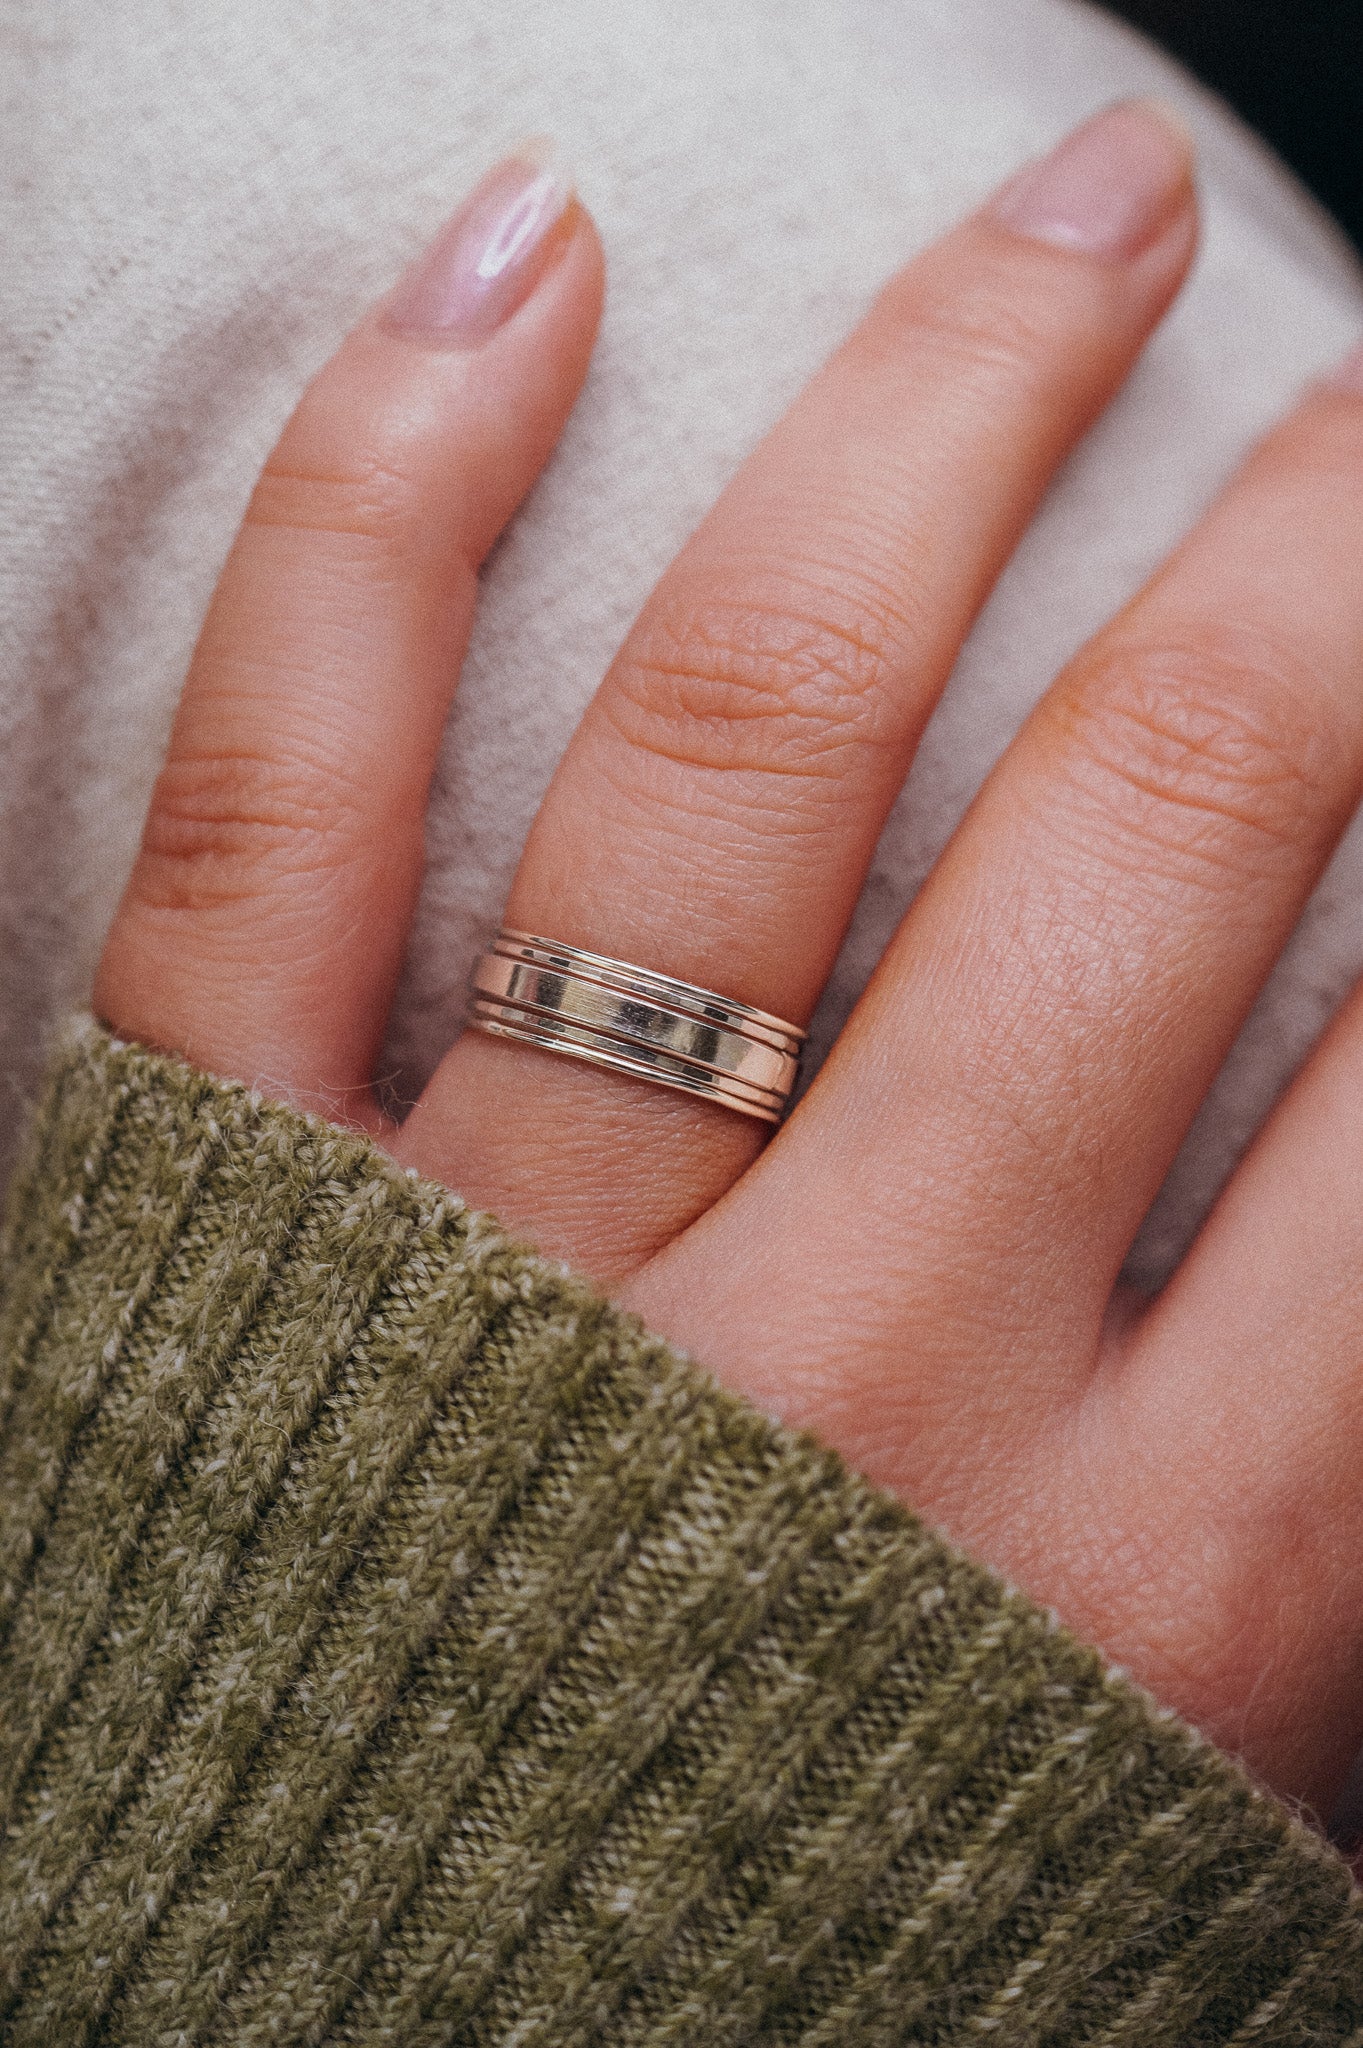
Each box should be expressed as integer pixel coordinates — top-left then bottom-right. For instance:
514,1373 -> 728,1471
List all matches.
5,0 -> 1363,1297
0,1017 -> 1360,2044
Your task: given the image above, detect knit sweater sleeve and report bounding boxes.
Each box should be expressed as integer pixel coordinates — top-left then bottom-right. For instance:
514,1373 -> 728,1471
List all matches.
0,1019 -> 1359,2048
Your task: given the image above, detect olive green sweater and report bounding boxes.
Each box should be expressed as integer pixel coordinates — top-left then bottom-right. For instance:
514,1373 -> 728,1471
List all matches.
0,1019 -> 1360,2046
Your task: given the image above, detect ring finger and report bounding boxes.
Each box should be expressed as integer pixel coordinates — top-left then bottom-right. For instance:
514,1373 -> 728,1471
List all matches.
398,100 -> 1199,1282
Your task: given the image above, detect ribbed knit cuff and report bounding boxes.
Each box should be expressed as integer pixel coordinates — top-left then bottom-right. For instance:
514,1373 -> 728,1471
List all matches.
0,1019 -> 1360,2047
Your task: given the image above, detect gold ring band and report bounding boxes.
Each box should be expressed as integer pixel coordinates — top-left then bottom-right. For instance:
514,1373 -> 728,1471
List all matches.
466,930 -> 805,1124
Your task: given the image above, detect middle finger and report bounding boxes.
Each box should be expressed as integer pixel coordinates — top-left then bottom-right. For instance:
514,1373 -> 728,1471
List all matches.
399,102 -> 1198,1281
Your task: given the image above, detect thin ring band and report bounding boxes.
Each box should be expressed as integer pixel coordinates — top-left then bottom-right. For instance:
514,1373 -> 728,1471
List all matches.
466,929 -> 805,1124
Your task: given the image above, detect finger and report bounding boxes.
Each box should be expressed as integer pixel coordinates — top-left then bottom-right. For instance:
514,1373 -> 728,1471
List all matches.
95,146 -> 603,1122
398,102 -> 1199,1278
1102,407 -> 1363,1802
631,354 -> 1363,1485
1082,982 -> 1363,1813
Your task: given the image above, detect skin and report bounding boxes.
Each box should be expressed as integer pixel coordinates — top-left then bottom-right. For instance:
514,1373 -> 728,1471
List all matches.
96,114 -> 1363,1828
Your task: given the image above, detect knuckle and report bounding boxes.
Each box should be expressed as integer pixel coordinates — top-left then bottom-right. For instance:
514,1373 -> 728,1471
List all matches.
244,444 -> 419,562
604,584 -> 904,785
1117,1505 -> 1330,1755
866,262 -> 1069,400
134,747 -> 365,915
1048,630 -> 1337,875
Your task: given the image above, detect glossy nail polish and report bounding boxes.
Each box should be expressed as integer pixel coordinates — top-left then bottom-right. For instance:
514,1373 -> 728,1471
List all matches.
989,99 -> 1194,261
382,140 -> 575,348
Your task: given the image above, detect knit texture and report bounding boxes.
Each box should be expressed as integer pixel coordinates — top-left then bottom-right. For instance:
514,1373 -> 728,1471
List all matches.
1,1021 -> 1361,2045
5,0 -> 1363,1295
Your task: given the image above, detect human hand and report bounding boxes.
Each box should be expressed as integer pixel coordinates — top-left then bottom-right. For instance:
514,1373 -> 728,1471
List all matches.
95,105 -> 1363,1821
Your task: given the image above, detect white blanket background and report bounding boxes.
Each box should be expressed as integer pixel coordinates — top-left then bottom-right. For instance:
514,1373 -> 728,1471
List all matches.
2,0 -> 1361,1285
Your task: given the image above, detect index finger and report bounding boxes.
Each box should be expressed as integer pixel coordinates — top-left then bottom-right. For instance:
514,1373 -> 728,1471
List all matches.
96,148 -> 604,1124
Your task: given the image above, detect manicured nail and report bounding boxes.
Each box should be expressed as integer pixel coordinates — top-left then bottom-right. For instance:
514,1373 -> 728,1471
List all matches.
1325,341 -> 1363,397
989,100 -> 1194,261
382,140 -> 575,348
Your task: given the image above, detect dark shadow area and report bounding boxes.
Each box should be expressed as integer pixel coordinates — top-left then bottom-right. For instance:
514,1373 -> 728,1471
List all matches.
1105,0 -> 1361,250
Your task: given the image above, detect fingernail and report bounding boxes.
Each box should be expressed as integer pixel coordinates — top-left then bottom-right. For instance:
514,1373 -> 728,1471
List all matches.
989,99 -> 1194,261
382,140 -> 576,348
1324,341 -> 1363,397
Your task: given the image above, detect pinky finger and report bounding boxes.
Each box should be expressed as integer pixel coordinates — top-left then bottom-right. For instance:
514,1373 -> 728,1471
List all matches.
95,145 -> 603,1123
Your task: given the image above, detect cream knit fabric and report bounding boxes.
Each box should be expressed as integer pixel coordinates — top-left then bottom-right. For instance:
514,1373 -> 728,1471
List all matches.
2,0 -> 1361,1283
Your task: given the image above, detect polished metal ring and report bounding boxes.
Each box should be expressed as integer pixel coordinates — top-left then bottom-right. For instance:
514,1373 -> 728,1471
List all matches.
466,929 -> 805,1124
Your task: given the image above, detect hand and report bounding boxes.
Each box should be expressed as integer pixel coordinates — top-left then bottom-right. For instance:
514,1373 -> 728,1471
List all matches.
95,105 -> 1363,1822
